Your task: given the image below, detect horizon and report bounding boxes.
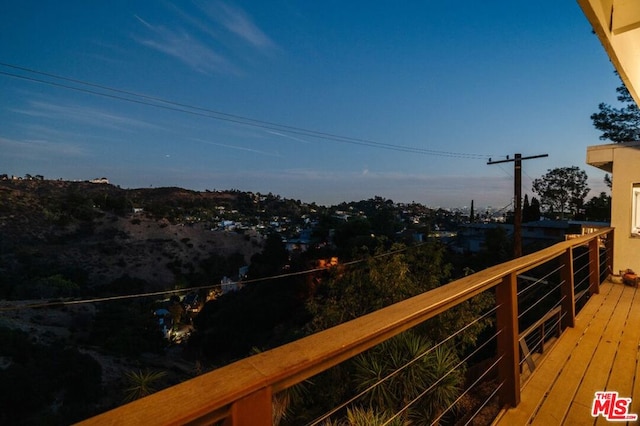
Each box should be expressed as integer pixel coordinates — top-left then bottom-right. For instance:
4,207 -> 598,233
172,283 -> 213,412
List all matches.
3,174 -> 597,213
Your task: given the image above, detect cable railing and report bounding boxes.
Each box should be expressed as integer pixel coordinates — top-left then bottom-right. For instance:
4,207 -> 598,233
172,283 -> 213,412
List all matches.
306,303 -> 499,425
432,351 -> 504,426
78,228 -> 613,426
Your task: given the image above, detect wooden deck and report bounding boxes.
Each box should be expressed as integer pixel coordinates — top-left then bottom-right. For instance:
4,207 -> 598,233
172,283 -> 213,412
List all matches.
496,281 -> 640,425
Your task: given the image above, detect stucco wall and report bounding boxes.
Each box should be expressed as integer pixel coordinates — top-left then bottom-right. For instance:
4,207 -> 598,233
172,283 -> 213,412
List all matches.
610,143 -> 640,273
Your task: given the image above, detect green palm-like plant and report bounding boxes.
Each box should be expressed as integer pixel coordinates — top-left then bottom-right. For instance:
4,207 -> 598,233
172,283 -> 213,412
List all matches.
352,331 -> 463,424
122,369 -> 167,402
344,406 -> 403,426
273,383 -> 309,425
411,345 -> 465,422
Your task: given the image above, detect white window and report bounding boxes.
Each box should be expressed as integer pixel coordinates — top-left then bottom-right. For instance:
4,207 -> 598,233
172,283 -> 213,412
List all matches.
632,185 -> 640,237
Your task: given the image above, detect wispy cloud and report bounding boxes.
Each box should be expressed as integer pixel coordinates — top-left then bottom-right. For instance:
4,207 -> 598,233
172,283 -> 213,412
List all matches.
212,2 -> 278,51
133,2 -> 279,75
0,136 -> 87,159
133,14 -> 236,74
12,100 -> 161,132
265,130 -> 313,145
191,137 -> 281,157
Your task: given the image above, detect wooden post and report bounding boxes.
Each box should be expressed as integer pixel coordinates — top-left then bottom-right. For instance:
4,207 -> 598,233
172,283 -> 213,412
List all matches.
606,229 -> 614,277
223,387 -> 272,426
588,238 -> 600,295
496,273 -> 520,407
560,248 -> 576,329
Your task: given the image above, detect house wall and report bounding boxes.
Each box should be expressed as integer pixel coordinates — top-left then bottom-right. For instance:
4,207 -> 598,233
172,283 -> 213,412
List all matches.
610,143 -> 640,273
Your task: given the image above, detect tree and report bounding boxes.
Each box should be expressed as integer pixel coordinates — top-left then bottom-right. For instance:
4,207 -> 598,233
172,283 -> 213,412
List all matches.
192,233 -> 313,363
522,195 -> 541,223
306,243 -> 448,332
591,82 -> 640,142
470,200 -> 475,223
168,297 -> 185,328
332,216 -> 378,257
604,173 -> 612,189
531,167 -> 590,220
89,301 -> 166,356
530,197 -> 541,221
248,233 -> 289,278
584,192 -> 611,222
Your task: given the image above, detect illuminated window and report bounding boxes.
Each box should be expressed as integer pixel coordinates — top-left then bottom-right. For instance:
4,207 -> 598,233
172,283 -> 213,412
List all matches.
633,185 -> 640,237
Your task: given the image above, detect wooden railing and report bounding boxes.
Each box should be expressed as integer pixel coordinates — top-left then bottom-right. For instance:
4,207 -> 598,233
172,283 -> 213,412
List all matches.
79,228 -> 614,426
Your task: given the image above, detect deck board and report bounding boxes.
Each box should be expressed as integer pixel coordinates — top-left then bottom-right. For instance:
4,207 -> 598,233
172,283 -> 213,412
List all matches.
495,282 -> 640,425
564,283 -> 631,425
597,285 -> 640,425
495,283 -> 616,425
628,286 -> 640,423
530,283 -> 623,425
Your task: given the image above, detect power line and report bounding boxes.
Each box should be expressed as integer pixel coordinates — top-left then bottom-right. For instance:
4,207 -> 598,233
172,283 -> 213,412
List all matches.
0,62 -> 492,159
0,242 -> 430,312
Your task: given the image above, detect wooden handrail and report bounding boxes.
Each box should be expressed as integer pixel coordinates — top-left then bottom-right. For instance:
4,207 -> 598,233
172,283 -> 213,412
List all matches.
78,228 -> 613,426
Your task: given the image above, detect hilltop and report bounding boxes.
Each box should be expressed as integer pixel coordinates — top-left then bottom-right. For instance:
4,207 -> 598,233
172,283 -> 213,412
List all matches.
0,179 -> 273,299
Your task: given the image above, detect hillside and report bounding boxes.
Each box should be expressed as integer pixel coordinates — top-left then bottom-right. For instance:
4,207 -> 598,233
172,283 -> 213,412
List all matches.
0,179 -> 265,299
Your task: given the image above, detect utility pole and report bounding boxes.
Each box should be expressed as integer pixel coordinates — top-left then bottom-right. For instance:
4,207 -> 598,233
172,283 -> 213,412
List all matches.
487,153 -> 548,258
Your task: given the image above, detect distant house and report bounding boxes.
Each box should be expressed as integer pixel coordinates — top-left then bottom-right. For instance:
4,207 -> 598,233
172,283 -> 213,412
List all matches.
221,276 -> 241,294
238,265 -> 249,279
285,228 -> 313,253
333,211 -> 351,221
218,220 -> 236,231
316,257 -> 339,268
396,228 -> 425,244
521,220 -> 570,245
154,308 -> 173,340
89,177 -> 109,184
456,223 -> 511,253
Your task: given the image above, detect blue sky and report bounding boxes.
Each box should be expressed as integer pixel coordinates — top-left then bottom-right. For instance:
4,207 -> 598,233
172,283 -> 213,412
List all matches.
0,1 -> 621,207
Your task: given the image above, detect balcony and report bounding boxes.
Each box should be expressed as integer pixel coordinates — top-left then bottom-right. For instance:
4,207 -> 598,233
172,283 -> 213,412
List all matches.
496,274 -> 640,424
79,228 -> 622,425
